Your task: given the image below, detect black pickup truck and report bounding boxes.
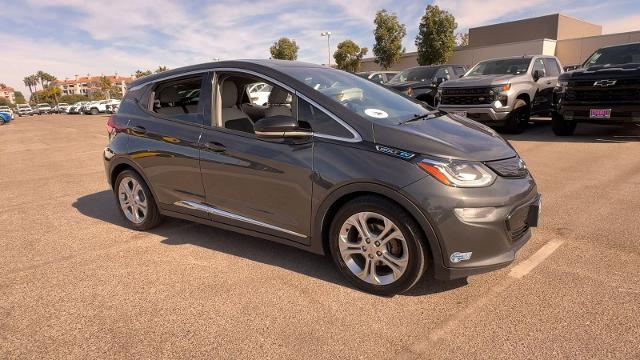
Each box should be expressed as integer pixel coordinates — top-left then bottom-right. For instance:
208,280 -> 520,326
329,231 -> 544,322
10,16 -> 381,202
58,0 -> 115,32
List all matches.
552,42 -> 640,135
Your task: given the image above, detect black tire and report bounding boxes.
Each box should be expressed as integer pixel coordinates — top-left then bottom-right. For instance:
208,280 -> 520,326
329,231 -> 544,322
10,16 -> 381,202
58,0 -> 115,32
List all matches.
328,196 -> 428,296
503,99 -> 529,134
90,108 -> 99,115
114,170 -> 163,230
551,112 -> 577,136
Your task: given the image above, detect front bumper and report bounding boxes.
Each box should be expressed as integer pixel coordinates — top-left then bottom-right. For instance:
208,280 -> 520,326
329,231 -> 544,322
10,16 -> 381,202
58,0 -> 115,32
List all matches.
438,104 -> 512,123
557,104 -> 640,123
403,174 -> 540,280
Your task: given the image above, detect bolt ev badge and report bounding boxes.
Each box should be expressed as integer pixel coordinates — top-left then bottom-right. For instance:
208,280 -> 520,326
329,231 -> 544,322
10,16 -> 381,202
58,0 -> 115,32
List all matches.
593,80 -> 617,87
450,252 -> 472,263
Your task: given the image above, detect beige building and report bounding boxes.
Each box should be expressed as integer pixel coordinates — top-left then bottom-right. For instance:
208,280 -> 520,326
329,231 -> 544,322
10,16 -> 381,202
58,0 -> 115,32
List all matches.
56,74 -> 134,97
360,13 -> 640,71
0,85 -> 16,104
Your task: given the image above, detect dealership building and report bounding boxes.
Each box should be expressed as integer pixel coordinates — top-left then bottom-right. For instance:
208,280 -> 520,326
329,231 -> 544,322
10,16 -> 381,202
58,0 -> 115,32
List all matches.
360,13 -> 640,71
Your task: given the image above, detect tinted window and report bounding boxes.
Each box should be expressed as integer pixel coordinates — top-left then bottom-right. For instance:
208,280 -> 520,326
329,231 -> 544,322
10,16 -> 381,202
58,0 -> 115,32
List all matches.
468,58 -> 531,76
434,67 -> 451,80
287,67 -> 431,124
389,67 -> 438,83
297,98 -> 353,138
543,58 -> 560,76
370,73 -> 384,83
583,43 -> 640,67
532,59 -> 546,76
152,76 -> 202,124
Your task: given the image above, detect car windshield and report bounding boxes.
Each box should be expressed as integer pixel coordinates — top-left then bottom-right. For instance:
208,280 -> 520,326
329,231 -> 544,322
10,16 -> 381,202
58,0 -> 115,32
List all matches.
286,67 -> 431,124
583,43 -> 640,67
467,58 -> 531,76
389,67 -> 438,83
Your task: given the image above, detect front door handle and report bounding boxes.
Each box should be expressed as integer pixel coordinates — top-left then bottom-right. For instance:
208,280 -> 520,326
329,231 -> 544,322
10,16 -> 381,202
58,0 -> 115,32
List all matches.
131,126 -> 147,135
205,141 -> 226,152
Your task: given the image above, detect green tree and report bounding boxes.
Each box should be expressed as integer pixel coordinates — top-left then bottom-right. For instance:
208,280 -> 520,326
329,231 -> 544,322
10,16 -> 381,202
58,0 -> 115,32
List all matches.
23,75 -> 38,101
415,5 -> 457,65
59,94 -> 89,104
14,91 -> 26,104
457,32 -> 469,47
270,37 -> 299,60
333,40 -> 368,73
99,76 -> 113,99
135,70 -> 152,78
155,66 -> 169,73
373,10 -> 406,70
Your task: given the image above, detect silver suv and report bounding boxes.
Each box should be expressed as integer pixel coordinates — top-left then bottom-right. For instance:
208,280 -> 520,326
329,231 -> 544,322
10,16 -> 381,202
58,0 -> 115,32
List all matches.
438,55 -> 563,133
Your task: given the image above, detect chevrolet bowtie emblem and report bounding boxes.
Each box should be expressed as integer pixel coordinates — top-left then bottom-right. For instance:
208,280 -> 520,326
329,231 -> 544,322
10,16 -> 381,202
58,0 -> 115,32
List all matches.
593,79 -> 617,87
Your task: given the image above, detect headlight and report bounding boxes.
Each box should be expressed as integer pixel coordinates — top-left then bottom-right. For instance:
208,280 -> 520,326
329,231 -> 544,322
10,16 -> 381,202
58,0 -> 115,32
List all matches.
417,158 -> 496,187
489,84 -> 510,105
555,80 -> 568,93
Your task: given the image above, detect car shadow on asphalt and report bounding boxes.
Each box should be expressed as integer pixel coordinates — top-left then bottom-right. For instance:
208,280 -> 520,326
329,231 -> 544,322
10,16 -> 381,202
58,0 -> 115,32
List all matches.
72,190 -> 468,297
500,120 -> 640,143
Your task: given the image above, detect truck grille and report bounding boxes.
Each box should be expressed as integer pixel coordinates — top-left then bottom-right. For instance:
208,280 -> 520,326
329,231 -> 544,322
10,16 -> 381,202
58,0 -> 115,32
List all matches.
440,87 -> 493,105
564,79 -> 640,104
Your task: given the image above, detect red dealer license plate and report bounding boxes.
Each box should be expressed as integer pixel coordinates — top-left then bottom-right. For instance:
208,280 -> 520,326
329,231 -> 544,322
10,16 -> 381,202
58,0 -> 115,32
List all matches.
590,108 -> 611,119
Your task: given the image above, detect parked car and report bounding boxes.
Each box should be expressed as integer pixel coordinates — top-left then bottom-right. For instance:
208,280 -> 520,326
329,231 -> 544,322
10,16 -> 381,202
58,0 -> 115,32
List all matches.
438,55 -> 563,133
356,71 -> 399,84
0,110 -> 11,125
54,103 -> 70,113
552,42 -> 640,136
105,100 -> 121,114
386,65 -> 467,106
16,104 -> 33,117
68,102 -> 87,114
104,59 -> 540,295
34,103 -> 52,115
246,82 -> 272,106
0,106 -> 14,119
84,99 -> 120,115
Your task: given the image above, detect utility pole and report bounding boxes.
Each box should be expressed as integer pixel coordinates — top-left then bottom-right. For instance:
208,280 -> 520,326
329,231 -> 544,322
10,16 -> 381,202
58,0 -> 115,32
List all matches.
321,32 -> 332,66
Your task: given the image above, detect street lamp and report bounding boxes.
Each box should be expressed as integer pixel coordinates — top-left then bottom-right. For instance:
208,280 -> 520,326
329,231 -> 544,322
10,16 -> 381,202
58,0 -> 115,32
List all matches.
321,31 -> 332,66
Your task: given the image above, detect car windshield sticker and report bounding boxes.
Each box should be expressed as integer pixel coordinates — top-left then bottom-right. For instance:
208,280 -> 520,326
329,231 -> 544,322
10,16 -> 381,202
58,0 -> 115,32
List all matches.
364,108 -> 389,118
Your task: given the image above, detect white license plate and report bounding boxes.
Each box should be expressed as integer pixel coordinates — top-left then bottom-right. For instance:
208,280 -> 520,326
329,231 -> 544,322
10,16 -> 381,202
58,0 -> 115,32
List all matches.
590,108 -> 611,119
452,111 -> 467,118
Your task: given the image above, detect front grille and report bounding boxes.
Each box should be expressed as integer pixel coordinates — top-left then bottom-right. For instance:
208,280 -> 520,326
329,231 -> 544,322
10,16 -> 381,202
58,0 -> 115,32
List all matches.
564,79 -> 640,104
485,157 -> 527,178
441,87 -> 493,105
510,224 -> 529,241
506,204 -> 531,242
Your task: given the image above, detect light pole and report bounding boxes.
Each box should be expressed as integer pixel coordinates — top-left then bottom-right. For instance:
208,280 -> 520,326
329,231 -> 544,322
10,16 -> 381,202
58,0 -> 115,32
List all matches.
321,31 -> 331,66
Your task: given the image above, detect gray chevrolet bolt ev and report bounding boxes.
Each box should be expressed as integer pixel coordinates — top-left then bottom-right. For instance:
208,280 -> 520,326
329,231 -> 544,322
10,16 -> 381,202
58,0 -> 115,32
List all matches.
103,60 -> 540,295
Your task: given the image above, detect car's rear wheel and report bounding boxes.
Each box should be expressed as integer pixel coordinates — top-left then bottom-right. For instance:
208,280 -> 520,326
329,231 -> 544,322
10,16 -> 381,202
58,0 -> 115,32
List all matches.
90,108 -> 99,115
329,196 -> 427,296
114,170 -> 162,230
551,112 -> 577,136
503,99 -> 529,134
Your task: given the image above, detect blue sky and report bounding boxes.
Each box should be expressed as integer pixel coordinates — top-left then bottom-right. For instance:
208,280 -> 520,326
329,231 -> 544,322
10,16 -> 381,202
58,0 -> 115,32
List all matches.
1,0 -> 640,94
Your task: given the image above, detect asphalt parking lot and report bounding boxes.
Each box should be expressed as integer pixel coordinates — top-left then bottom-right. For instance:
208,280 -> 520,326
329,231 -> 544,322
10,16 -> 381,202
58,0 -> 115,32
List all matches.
1,114 -> 639,359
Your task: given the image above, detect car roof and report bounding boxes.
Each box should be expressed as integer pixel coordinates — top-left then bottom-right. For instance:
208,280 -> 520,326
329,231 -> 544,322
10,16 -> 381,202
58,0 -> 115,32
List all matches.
596,41 -> 640,51
128,59 -> 325,88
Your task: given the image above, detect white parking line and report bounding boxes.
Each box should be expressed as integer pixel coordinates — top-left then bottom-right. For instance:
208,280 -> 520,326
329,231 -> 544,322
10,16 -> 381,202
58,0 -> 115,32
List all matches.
508,239 -> 564,279
397,239 -> 565,359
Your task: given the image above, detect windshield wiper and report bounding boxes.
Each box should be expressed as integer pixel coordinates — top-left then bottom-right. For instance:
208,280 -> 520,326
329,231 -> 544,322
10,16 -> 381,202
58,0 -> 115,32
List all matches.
398,110 -> 441,125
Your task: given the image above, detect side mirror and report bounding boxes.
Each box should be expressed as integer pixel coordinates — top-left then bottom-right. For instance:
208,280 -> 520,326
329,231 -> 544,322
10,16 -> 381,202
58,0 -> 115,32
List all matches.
254,115 -> 312,139
532,69 -> 544,81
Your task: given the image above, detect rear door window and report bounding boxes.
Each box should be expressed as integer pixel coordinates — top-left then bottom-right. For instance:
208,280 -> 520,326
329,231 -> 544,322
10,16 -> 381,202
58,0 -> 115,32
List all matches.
543,58 -> 561,76
152,76 -> 203,124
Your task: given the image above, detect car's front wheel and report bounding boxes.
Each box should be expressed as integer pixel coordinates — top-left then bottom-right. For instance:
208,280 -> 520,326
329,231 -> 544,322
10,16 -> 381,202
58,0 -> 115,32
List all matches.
329,196 -> 427,296
503,99 -> 529,134
114,170 -> 162,230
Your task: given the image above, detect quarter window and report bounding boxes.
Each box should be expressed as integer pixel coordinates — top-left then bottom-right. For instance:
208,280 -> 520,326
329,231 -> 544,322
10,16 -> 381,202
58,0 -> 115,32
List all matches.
152,76 -> 203,124
297,98 -> 353,139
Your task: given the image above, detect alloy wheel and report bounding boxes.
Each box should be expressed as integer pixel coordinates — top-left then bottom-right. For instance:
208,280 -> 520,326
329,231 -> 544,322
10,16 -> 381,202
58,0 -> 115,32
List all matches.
118,176 -> 148,224
338,212 -> 409,285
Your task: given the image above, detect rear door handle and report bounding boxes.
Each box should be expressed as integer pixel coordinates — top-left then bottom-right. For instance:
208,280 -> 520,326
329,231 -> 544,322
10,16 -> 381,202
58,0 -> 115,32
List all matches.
131,126 -> 147,134
205,141 -> 226,152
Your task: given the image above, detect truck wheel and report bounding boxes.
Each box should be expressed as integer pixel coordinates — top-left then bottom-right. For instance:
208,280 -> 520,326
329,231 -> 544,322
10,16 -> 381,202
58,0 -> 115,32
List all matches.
90,108 -> 98,115
552,112 -> 576,136
503,99 -> 529,134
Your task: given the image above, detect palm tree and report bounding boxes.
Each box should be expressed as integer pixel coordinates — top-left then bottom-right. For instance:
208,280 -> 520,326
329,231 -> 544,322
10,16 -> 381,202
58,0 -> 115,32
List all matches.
23,75 -> 38,102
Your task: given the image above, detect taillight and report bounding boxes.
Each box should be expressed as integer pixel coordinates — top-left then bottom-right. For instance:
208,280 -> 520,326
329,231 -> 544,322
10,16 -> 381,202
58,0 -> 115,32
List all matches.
106,115 -> 116,135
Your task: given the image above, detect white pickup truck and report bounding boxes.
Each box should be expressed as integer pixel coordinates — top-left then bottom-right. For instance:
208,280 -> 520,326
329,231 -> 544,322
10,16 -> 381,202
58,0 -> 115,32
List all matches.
83,99 -> 121,115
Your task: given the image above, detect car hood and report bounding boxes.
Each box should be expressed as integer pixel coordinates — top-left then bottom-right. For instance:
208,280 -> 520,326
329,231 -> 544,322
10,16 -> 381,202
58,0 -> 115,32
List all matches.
387,80 -> 434,90
373,113 -> 516,161
440,74 -> 516,88
560,63 -> 640,81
